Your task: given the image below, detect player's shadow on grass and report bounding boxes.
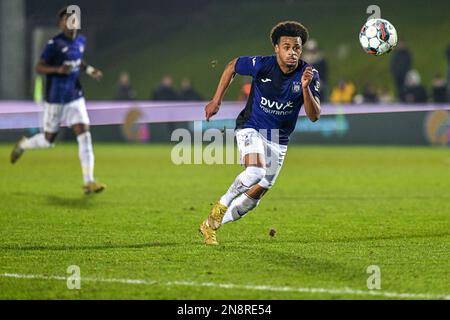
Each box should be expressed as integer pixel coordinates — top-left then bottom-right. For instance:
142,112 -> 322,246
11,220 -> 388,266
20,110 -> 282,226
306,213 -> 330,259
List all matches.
252,231 -> 450,280
251,231 -> 450,245
257,248 -> 353,281
279,195 -> 450,201
301,231 -> 450,244
46,195 -> 95,209
10,192 -> 96,209
0,242 -> 176,251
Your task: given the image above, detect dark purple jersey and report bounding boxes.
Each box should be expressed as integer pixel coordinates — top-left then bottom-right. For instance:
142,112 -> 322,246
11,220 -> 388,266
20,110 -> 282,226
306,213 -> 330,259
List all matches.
40,33 -> 86,104
235,55 -> 320,145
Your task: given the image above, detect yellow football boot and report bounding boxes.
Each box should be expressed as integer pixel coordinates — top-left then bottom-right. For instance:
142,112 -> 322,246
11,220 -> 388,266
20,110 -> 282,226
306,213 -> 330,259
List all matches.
199,220 -> 218,245
83,181 -> 106,195
207,201 -> 228,230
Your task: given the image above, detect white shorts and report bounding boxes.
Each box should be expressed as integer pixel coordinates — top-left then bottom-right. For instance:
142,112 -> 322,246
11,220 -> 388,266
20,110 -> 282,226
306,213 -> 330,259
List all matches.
235,128 -> 288,189
43,97 -> 90,133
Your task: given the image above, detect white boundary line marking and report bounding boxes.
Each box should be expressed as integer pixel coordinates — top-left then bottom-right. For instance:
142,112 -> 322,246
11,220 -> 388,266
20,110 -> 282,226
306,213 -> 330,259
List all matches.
1,273 -> 449,300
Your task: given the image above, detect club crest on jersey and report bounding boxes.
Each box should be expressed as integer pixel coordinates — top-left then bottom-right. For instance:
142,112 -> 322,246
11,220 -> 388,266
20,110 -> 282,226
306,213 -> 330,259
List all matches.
292,81 -> 301,93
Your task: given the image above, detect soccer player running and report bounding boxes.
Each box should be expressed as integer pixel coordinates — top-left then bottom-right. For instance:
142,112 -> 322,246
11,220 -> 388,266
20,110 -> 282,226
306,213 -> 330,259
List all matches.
10,7 -> 106,195
199,21 -> 321,245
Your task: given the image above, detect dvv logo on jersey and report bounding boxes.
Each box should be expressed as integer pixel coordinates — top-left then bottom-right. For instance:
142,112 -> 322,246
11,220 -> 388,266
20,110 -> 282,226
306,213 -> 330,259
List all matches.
260,97 -> 293,111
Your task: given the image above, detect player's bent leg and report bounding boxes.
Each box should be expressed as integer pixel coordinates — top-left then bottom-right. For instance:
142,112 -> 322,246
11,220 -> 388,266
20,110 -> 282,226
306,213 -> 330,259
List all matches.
221,184 -> 268,225
219,153 -> 265,206
220,143 -> 286,225
219,164 -> 266,207
10,132 -> 57,164
200,154 -> 266,245
199,176 -> 266,245
72,123 -> 106,195
211,154 -> 265,227
12,100 -> 63,164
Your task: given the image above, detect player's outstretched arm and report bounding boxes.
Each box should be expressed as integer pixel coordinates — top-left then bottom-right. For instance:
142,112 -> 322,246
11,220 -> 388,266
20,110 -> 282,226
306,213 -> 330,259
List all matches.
81,60 -> 103,81
301,66 -> 321,122
205,58 -> 238,121
35,59 -> 71,75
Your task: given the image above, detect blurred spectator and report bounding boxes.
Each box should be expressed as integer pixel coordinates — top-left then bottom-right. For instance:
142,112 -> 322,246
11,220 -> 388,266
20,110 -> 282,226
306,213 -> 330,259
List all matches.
179,78 -> 203,101
378,86 -> 395,103
114,72 -> 136,100
303,39 -> 328,101
353,93 -> 364,104
447,44 -> 450,79
238,79 -> 252,101
390,41 -> 412,101
446,44 -> 450,101
152,75 -> 179,100
431,73 -> 448,103
402,69 -> 428,103
330,79 -> 356,104
362,83 -> 379,103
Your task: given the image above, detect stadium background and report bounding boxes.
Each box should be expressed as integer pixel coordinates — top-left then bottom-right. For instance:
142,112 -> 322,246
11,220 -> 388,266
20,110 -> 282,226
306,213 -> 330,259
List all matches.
20,0 -> 450,99
0,0 -> 449,145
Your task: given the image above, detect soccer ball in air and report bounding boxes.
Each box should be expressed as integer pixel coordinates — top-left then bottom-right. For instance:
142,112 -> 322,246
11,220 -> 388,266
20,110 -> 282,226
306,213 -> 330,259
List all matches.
359,18 -> 398,56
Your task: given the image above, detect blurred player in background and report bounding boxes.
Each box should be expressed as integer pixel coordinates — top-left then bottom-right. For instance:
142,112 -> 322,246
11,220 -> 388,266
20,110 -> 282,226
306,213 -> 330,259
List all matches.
200,21 -> 321,245
10,7 -> 106,194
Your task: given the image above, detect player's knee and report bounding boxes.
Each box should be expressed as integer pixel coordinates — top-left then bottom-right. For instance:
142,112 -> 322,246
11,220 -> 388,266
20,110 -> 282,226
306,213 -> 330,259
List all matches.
258,177 -> 274,190
245,166 -> 266,184
73,124 -> 89,136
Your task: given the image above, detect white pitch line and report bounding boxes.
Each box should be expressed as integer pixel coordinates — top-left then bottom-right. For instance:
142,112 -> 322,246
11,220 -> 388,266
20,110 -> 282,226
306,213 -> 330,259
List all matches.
1,273 -> 449,300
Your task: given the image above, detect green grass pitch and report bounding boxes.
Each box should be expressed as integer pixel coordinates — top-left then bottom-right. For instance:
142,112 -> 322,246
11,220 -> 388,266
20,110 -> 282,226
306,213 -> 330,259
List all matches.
0,143 -> 449,299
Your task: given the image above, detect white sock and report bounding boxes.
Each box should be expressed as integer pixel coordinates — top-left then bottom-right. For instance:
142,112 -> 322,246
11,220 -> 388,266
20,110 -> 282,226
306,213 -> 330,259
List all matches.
222,193 -> 260,224
20,133 -> 52,149
219,166 -> 265,207
77,132 -> 95,184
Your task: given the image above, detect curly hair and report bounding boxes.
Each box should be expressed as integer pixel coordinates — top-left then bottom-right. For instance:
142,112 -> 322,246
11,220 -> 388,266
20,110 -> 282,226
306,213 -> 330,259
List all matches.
270,21 -> 309,46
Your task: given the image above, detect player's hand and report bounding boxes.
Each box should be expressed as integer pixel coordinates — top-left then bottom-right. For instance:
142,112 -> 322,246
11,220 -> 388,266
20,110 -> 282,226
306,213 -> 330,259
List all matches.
205,100 -> 221,121
301,66 -> 314,88
56,65 -> 72,75
89,68 -> 103,81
